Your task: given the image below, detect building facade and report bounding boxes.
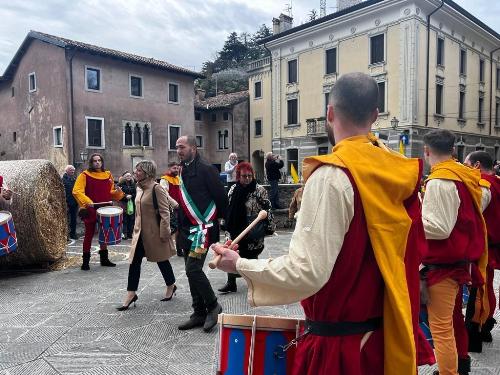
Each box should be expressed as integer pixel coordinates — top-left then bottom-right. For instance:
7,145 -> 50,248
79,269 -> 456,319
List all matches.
0,31 -> 202,177
248,0 -> 500,179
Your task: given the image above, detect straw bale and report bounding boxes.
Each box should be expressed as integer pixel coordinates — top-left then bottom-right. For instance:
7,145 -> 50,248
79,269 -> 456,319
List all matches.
0,159 -> 67,268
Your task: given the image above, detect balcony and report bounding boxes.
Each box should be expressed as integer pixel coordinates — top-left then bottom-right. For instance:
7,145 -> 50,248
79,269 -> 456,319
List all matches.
247,56 -> 271,72
306,117 -> 327,137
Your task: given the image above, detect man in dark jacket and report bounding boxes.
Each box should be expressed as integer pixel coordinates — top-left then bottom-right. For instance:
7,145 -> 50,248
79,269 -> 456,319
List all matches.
265,152 -> 284,209
119,171 -> 137,240
62,165 -> 78,240
176,135 -> 228,332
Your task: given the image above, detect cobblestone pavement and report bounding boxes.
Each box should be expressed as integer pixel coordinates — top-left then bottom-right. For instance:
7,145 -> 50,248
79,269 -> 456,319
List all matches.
0,231 -> 498,374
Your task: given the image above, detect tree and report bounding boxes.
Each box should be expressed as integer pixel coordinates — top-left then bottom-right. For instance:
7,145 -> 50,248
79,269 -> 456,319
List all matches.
308,9 -> 318,21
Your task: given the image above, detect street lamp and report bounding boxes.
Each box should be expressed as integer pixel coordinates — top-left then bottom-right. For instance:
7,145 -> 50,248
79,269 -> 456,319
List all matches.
390,116 -> 399,130
79,149 -> 88,164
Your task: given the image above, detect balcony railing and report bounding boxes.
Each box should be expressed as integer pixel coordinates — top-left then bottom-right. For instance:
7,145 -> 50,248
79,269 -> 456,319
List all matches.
247,56 -> 271,72
306,117 -> 327,137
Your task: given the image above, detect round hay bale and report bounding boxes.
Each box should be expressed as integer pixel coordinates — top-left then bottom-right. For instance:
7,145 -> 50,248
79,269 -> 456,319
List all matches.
0,159 -> 67,268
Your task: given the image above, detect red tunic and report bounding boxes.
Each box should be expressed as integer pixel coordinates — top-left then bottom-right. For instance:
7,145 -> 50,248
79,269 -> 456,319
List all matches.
83,172 -> 113,223
481,174 -> 500,269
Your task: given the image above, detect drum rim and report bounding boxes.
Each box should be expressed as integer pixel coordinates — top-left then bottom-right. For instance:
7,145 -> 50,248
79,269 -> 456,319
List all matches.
0,210 -> 12,222
218,314 -> 304,331
96,206 -> 123,216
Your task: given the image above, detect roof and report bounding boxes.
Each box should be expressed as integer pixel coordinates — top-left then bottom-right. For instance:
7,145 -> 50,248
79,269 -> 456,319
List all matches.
0,31 -> 203,82
195,91 -> 249,110
260,0 -> 500,45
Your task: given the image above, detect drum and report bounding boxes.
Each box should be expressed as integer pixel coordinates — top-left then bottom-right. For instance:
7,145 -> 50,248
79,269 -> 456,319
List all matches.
96,206 -> 123,245
217,314 -> 304,375
0,211 -> 18,256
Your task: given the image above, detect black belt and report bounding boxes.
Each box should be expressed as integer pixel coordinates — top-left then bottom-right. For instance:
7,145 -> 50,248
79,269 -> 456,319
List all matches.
424,261 -> 468,272
304,317 -> 382,337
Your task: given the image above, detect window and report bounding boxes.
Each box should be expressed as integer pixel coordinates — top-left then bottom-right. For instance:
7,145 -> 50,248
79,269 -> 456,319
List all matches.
476,146 -> 485,151
436,84 -> 443,115
377,82 -> 386,113
437,37 -> 445,66
496,99 -> 500,126
11,87 -> 14,97
459,91 -> 465,119
287,149 -> 298,177
195,111 -> 201,121
143,124 -> 150,147
134,123 -> 142,146
13,132 -> 16,143
85,66 -> 101,91
459,49 -> 467,75
223,112 -> 229,121
130,75 -> 143,97
456,144 -> 465,162
288,59 -> 297,83
28,72 -> 36,92
255,119 -> 262,137
479,59 -> 485,82
217,130 -> 229,150
196,135 -> 203,148
168,83 -> 179,103
86,117 -> 104,148
478,97 -> 484,123
325,48 -> 337,74
211,113 -> 217,122
287,98 -> 298,125
124,123 -> 133,146
168,125 -> 180,150
370,34 -> 385,65
318,146 -> 329,155
254,81 -> 262,98
497,68 -> 500,90
224,130 -> 229,149
53,127 -> 63,147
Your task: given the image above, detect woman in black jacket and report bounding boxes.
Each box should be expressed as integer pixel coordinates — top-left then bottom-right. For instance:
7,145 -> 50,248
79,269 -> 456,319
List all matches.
119,171 -> 137,240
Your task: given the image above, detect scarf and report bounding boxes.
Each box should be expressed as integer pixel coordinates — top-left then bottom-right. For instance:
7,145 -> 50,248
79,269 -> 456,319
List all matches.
226,180 -> 257,239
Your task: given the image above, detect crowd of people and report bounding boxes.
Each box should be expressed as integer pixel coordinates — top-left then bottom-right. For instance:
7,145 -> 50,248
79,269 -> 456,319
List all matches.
49,71 -> 500,374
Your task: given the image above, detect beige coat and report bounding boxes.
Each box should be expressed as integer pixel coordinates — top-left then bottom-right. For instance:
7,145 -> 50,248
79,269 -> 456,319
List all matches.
129,179 -> 178,263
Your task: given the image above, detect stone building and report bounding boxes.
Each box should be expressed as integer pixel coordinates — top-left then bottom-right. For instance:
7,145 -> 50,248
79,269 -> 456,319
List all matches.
248,0 -> 500,179
194,90 -> 250,173
0,31 -> 202,176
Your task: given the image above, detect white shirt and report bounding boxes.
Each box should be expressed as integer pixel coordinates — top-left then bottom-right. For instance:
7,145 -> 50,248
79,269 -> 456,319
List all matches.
225,160 -> 238,182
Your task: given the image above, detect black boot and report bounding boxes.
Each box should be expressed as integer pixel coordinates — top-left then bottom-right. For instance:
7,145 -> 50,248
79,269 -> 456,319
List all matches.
458,355 -> 471,375
81,253 -> 90,271
481,317 -> 496,342
99,249 -> 116,267
466,321 -> 483,353
218,274 -> 237,294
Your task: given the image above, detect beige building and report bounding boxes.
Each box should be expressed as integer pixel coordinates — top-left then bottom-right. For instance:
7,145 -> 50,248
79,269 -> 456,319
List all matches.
248,0 -> 500,179
0,31 -> 202,176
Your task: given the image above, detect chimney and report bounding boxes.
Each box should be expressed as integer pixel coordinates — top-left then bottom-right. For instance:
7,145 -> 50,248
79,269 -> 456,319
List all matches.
337,0 -> 361,11
279,13 -> 293,32
272,17 -> 281,34
195,89 -> 206,101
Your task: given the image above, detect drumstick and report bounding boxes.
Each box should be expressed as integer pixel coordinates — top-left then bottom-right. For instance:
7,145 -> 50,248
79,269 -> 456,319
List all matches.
208,210 -> 268,270
92,201 -> 113,206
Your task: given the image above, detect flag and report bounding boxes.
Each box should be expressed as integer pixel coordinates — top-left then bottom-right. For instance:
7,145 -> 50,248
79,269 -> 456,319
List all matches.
290,163 -> 299,183
399,139 -> 405,155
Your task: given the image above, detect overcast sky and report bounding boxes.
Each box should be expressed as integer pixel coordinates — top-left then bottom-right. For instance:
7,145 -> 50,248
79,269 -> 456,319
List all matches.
1,0 -> 499,74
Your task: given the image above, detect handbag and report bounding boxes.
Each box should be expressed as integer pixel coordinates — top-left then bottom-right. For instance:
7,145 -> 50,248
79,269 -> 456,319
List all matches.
126,199 -> 134,215
151,184 -> 161,225
246,214 -> 266,241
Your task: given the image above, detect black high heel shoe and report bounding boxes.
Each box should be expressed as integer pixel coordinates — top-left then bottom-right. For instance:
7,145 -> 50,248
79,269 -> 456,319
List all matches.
161,285 -> 177,302
116,294 -> 138,311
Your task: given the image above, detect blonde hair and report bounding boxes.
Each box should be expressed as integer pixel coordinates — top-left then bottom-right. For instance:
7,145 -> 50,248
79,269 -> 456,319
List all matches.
135,160 -> 157,179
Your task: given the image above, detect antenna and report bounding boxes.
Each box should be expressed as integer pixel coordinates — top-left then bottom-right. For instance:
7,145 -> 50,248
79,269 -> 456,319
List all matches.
284,1 -> 293,17
320,0 -> 326,17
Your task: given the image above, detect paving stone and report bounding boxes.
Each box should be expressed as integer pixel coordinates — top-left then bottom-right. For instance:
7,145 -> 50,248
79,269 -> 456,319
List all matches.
0,358 -> 58,375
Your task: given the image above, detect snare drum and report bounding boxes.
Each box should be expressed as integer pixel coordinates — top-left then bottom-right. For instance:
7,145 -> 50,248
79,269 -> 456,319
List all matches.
217,314 -> 304,375
96,206 -> 123,245
0,211 -> 17,256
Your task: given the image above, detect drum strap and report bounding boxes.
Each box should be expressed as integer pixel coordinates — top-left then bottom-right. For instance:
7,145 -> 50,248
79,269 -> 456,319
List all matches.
423,260 -> 469,272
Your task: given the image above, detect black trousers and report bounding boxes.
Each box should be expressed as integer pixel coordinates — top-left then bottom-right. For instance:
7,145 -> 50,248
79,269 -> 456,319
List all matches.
269,179 -> 280,209
127,236 -> 175,291
123,213 -> 135,238
67,204 -> 78,239
183,249 -> 218,316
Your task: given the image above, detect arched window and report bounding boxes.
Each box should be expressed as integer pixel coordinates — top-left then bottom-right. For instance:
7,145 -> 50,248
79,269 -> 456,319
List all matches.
124,123 -> 132,146
143,124 -> 150,147
134,123 -> 141,146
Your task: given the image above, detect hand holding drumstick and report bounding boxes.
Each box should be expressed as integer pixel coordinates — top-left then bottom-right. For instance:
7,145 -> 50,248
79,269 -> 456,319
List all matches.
209,210 -> 268,273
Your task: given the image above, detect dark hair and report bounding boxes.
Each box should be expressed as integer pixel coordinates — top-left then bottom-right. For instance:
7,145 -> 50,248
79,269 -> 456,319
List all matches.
467,151 -> 494,170
168,161 -> 179,168
88,153 -> 104,171
122,170 -> 131,176
423,129 -> 455,155
329,72 -> 379,125
235,162 -> 254,180
185,135 -> 197,147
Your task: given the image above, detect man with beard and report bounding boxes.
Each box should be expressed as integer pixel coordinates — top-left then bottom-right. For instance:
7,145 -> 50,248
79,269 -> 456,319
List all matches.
160,162 -> 182,255
212,72 -> 427,374
175,135 -> 227,332
62,165 -> 78,240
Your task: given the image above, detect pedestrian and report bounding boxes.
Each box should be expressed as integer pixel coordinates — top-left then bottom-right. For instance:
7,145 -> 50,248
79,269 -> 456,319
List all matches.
175,135 -> 227,332
62,165 -> 78,240
224,152 -> 238,188
117,160 -> 178,311
464,151 -> 499,344
160,162 -> 182,256
288,185 -> 303,220
421,130 -> 490,374
265,152 -> 283,209
72,153 -> 124,271
118,171 -> 136,240
212,72 -> 426,374
0,175 -> 13,209
218,162 -> 273,294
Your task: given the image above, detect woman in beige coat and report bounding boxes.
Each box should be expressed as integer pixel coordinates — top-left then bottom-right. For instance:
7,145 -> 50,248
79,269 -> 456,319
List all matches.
117,160 -> 179,311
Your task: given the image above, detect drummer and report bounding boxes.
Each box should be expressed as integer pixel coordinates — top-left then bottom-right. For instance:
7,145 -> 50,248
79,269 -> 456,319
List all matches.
0,175 -> 13,209
73,153 -> 124,271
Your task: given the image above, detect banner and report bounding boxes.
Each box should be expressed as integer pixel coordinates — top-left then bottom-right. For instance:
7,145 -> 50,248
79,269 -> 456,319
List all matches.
290,163 -> 299,183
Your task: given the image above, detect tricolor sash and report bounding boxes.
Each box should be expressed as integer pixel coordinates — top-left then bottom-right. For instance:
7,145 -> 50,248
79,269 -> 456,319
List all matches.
178,177 -> 217,258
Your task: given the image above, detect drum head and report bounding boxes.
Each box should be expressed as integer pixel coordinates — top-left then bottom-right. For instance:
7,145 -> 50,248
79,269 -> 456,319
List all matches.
97,206 -> 123,216
0,211 -> 12,224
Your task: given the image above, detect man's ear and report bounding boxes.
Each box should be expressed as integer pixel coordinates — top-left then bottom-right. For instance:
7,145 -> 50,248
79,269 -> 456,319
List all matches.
327,104 -> 334,124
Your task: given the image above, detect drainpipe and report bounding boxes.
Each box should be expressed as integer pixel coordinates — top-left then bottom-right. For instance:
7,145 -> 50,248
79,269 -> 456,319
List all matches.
425,0 -> 444,126
263,43 -> 276,155
231,108 -> 234,152
489,47 -> 500,135
246,98 -> 250,162
67,48 -> 77,167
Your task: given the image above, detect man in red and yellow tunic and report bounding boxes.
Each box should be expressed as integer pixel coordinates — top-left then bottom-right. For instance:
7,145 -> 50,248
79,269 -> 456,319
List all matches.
421,130 -> 490,375
160,162 -> 182,256
464,151 -> 499,343
73,153 -> 124,270
212,73 -> 427,374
